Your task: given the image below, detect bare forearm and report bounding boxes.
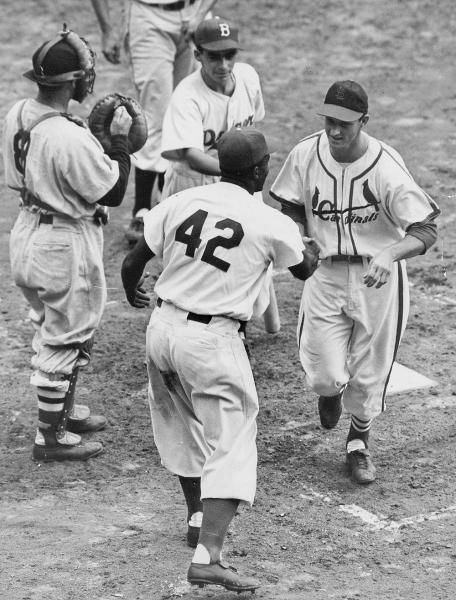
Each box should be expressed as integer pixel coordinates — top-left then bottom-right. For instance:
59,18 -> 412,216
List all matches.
183,148 -> 221,176
389,235 -> 426,261
90,0 -> 112,32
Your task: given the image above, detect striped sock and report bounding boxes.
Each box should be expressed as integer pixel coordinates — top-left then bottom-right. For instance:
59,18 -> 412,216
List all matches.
347,416 -> 373,449
35,386 -> 79,446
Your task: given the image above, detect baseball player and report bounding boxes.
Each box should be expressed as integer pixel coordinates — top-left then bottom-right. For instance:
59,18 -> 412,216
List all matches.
270,80 -> 439,484
90,0 -> 218,243
121,128 -> 319,592
160,15 -> 265,198
3,27 -> 132,461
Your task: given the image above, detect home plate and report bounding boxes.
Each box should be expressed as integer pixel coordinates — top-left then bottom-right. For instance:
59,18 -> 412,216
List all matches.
386,362 -> 438,396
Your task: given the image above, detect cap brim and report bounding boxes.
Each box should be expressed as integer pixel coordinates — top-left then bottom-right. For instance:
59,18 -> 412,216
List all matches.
23,69 -> 39,83
198,40 -> 240,51
317,104 -> 364,122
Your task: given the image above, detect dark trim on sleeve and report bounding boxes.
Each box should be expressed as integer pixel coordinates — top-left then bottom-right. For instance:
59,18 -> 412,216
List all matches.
98,135 -> 131,207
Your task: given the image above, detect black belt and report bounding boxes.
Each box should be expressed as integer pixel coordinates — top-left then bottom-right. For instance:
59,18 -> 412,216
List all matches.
156,297 -> 247,332
328,255 -> 366,264
136,0 -> 196,11
38,213 -> 54,225
156,297 -> 212,324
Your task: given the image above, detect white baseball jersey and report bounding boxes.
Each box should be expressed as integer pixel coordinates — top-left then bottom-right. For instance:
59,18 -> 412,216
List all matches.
3,99 -> 119,219
161,62 -> 265,190
270,131 -> 439,257
143,181 -> 304,321
270,130 -> 439,422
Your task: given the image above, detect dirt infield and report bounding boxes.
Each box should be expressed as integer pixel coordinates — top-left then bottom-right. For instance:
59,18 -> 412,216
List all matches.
1,1 -> 456,599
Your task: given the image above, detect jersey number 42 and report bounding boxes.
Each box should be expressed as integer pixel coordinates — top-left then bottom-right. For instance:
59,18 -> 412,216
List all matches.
175,209 -> 244,273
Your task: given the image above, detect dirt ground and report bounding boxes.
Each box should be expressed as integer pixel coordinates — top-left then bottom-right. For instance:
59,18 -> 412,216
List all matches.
1,1 -> 456,599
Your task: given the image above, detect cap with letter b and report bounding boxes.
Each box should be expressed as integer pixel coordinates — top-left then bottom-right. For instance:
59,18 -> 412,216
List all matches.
194,16 -> 240,51
218,127 -> 269,173
317,80 -> 368,122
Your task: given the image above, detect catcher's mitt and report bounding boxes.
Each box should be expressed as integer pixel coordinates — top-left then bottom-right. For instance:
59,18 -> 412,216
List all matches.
88,93 -> 148,154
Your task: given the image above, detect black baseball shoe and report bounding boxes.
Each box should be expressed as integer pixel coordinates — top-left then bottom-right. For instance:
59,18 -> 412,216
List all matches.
188,561 -> 260,593
318,393 -> 343,429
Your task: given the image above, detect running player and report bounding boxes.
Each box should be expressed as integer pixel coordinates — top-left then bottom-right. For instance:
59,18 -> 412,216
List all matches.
270,80 -> 439,484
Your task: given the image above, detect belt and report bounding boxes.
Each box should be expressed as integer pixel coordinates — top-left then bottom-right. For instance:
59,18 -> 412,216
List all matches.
135,0 -> 196,11
38,213 -> 54,225
156,297 -> 247,332
327,255 -> 367,264
156,297 -> 212,324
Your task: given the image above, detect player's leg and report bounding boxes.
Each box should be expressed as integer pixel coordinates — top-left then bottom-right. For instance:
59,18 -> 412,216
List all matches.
178,317 -> 260,592
125,9 -> 174,241
11,215 -> 106,460
343,260 -> 410,483
298,262 -> 353,429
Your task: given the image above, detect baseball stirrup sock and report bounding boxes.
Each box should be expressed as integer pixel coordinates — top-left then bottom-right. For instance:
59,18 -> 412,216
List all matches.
37,385 -> 66,432
347,416 -> 372,447
178,476 -> 203,520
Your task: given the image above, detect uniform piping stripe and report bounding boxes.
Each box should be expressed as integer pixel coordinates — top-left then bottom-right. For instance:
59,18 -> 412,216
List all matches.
347,147 -> 383,255
38,401 -> 64,412
316,135 -> 341,253
381,261 -> 405,410
297,310 -> 305,351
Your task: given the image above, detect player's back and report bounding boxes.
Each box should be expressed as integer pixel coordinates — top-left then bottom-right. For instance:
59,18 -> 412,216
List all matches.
144,181 -> 296,320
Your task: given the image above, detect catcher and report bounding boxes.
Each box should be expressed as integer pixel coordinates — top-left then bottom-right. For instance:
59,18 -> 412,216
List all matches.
3,25 -> 133,461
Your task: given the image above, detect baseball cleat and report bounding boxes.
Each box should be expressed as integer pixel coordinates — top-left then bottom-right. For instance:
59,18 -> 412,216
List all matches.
32,441 -> 104,462
187,561 -> 260,593
67,414 -> 107,433
346,448 -> 376,484
318,393 -> 343,429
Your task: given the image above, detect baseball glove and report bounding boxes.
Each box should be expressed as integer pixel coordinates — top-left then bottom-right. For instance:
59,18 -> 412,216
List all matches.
88,93 -> 148,154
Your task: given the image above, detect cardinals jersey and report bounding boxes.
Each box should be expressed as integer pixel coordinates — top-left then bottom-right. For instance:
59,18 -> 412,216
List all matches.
270,131 -> 439,258
143,181 -> 304,321
161,62 -> 264,177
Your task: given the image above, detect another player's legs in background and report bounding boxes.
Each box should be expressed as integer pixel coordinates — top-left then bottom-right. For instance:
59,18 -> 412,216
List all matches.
126,5 -> 195,243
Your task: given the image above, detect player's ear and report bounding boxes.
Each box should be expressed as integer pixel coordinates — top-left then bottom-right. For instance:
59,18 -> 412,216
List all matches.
194,48 -> 202,63
361,114 -> 369,126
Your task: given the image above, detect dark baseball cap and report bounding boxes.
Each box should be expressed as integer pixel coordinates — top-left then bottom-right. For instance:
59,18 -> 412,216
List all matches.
317,80 -> 368,122
194,16 -> 240,52
218,128 -> 269,172
23,39 -> 81,84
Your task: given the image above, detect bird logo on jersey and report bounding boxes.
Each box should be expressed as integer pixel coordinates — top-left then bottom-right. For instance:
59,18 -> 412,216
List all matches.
311,179 -> 380,224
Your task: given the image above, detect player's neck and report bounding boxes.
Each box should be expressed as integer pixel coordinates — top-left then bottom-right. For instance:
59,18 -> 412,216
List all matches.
331,132 -> 369,164
220,176 -> 256,195
35,90 -> 71,113
201,71 -> 235,96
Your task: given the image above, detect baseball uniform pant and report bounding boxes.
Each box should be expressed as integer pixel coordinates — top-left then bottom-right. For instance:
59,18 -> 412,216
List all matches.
146,300 -> 258,505
126,1 -> 195,173
298,257 -> 409,421
9,209 -> 106,383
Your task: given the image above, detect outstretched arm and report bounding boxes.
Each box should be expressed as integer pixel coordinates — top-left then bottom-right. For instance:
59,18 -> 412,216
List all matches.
90,0 -> 121,64
121,237 -> 155,308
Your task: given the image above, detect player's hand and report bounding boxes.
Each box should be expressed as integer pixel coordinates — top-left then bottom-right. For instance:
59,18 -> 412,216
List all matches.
110,106 -> 133,137
363,248 -> 394,288
126,273 -> 151,308
102,30 -> 121,64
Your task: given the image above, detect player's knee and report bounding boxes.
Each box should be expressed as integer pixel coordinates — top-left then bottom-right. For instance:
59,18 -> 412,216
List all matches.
305,372 -> 346,397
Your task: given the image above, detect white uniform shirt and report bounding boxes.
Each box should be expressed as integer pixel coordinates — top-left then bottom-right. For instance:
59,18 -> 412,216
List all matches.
270,131 -> 439,258
3,99 -> 119,219
143,181 -> 304,320
129,0 -> 211,33
161,63 -> 265,173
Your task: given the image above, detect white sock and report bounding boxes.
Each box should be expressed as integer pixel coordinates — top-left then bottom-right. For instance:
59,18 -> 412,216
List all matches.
192,543 -> 211,565
347,438 -> 367,453
189,511 -> 203,527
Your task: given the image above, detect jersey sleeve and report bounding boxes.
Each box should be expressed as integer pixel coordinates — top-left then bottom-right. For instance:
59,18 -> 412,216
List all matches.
269,145 -> 305,206
142,199 -> 169,257
379,151 -> 440,230
57,124 -> 119,204
161,86 -> 204,161
269,212 -> 305,269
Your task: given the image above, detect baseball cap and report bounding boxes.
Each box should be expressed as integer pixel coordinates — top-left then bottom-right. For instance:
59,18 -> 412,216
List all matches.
194,16 -> 240,52
23,39 -> 81,84
317,80 -> 368,122
218,128 -> 269,172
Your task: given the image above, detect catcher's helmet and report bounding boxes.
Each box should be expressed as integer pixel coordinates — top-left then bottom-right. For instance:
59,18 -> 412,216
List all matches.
23,24 -> 95,103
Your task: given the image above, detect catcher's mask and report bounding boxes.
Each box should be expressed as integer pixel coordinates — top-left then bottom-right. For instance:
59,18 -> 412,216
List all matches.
23,24 -> 95,103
